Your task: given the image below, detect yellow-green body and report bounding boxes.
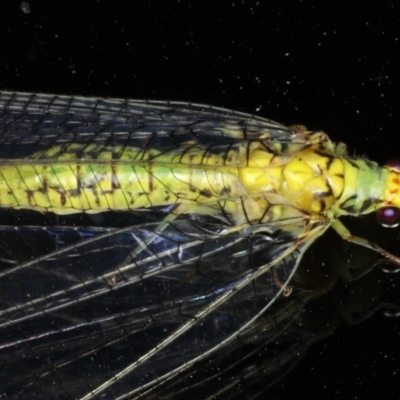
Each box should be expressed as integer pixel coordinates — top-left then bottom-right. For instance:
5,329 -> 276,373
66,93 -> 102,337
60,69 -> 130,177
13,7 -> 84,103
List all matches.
0,130 -> 394,224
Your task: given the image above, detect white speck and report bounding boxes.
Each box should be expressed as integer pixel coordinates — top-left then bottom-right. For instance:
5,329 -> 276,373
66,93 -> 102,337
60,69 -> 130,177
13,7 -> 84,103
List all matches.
20,1 -> 31,14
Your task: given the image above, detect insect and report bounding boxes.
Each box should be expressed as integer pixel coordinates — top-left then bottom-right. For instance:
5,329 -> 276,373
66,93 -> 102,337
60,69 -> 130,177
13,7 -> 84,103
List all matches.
0,91 -> 399,399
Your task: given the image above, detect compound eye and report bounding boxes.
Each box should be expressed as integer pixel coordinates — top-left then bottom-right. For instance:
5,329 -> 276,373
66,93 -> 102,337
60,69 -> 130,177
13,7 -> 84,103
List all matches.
376,207 -> 400,228
386,159 -> 400,171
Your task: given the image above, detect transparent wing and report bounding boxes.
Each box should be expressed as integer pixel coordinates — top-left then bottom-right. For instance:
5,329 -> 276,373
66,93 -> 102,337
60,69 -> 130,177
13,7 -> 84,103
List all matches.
0,92 -> 329,399
0,207 -> 327,399
0,91 -> 315,163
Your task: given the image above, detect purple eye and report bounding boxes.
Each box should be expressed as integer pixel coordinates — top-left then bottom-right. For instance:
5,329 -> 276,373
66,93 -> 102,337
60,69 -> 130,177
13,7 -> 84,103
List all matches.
385,159 -> 400,171
376,207 -> 400,228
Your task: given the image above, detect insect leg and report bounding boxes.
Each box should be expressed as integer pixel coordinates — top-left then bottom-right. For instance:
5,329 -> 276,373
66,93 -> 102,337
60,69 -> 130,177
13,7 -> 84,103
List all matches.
331,219 -> 400,266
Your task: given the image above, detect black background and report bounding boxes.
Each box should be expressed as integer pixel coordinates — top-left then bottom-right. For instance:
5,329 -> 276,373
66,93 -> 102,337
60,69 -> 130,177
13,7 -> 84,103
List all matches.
1,1 -> 400,398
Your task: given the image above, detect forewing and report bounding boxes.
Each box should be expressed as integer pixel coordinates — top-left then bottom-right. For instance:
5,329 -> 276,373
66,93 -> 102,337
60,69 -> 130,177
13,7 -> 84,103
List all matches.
0,93 -> 329,398
0,207 -> 327,399
0,92 -> 311,161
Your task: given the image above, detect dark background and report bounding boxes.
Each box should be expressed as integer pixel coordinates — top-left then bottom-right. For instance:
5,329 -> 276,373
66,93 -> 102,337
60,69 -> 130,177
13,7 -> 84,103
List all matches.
1,1 -> 400,398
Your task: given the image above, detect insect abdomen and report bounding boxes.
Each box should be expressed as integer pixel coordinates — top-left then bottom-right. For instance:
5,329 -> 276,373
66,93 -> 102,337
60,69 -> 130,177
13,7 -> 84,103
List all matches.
0,146 -> 242,214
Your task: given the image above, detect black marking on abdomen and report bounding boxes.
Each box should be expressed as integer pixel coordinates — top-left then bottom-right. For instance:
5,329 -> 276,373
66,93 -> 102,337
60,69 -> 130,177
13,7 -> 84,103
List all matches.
68,189 -> 81,197
219,187 -> 232,196
148,166 -> 154,192
57,190 -> 67,206
112,166 -> 120,189
26,190 -> 34,205
199,189 -> 212,198
39,174 -> 49,194
76,165 -> 82,190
